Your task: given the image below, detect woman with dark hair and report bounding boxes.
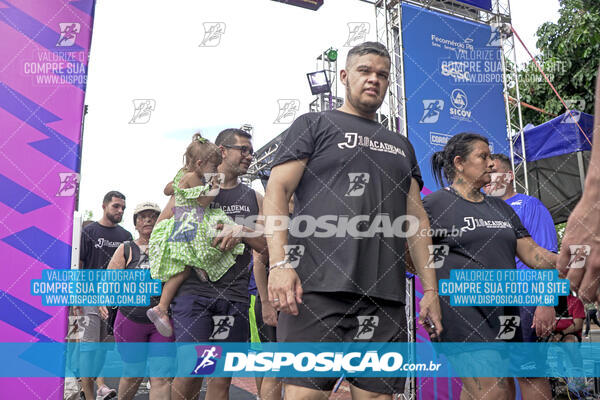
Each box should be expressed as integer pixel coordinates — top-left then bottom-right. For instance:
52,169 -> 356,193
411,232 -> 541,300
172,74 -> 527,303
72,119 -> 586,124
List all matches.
423,133 -> 557,399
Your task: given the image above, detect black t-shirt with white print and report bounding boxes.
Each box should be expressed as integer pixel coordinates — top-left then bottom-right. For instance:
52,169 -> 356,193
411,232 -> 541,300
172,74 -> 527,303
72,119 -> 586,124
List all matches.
422,188 -> 530,343
271,110 -> 423,303
80,222 -> 132,269
176,183 -> 258,305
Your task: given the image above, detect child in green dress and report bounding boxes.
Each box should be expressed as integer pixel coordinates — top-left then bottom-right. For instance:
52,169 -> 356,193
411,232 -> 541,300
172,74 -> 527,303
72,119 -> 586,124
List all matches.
147,133 -> 244,337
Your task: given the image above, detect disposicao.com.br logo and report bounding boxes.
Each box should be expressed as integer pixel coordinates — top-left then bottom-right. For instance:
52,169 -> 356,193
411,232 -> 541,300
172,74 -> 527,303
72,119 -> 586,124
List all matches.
223,351 -> 441,374
184,344 -> 442,377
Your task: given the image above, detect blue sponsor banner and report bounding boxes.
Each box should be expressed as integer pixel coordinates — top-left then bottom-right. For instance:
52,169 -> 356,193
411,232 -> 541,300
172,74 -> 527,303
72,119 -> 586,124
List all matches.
3,342 -> 600,378
401,3 -> 507,194
455,0 -> 492,11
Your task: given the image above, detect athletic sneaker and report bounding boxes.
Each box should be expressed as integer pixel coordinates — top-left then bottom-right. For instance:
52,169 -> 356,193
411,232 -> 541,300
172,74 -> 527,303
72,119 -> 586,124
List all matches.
95,385 -> 116,400
146,306 -> 173,337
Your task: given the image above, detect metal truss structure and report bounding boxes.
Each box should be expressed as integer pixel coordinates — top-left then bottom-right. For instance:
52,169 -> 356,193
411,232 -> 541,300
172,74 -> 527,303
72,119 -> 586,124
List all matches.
374,0 -> 403,134
374,0 -> 527,192
494,0 -> 528,194
309,50 -> 341,113
246,48 -> 341,184
244,133 -> 282,185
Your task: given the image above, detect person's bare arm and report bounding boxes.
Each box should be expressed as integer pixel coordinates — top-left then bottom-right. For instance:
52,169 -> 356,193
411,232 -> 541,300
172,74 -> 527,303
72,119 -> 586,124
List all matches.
406,178 -> 442,338
558,66 -> 600,302
560,318 -> 584,335
532,305 -> 556,337
515,238 -> 558,334
253,192 -> 277,326
99,243 -> 130,319
157,196 -> 176,223
178,172 -> 213,208
164,181 -> 174,196
516,237 -> 557,269
107,243 -> 128,270
212,221 -> 268,253
212,190 -> 268,253
263,159 -> 307,315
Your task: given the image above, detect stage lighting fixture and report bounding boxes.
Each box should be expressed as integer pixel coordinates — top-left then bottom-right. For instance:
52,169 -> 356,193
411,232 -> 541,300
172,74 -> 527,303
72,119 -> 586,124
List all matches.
306,70 -> 331,95
326,48 -> 338,62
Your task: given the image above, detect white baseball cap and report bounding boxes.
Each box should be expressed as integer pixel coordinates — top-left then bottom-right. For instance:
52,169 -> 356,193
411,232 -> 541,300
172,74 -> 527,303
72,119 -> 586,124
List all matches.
133,201 -> 161,223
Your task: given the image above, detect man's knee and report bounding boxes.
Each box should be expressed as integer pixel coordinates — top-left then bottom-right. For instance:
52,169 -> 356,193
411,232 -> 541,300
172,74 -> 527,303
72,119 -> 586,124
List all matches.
461,377 -> 513,400
206,376 -> 231,390
260,377 -> 282,400
283,383 -> 330,400
171,377 -> 203,400
149,377 -> 170,388
349,383 -> 393,400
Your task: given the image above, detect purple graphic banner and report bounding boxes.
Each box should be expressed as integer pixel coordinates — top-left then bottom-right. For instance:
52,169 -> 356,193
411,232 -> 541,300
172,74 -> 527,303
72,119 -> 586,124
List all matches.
0,0 -> 96,398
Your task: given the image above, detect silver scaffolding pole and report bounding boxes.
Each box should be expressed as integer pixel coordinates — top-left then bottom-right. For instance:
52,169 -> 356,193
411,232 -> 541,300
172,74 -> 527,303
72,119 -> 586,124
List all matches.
375,2 -> 415,399
374,2 -> 520,399
375,0 -> 403,133
495,0 -> 528,194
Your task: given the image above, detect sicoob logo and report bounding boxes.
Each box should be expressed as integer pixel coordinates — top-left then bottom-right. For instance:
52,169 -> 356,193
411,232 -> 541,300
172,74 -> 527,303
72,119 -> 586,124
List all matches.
449,89 -> 471,121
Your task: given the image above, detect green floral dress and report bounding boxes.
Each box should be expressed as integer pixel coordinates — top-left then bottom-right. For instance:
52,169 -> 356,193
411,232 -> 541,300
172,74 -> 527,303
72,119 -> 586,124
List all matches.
149,169 -> 244,282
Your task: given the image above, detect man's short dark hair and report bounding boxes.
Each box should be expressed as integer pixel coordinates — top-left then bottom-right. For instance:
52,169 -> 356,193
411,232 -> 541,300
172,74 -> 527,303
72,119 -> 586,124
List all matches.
215,128 -> 252,147
103,190 -> 126,205
491,153 -> 512,170
346,42 -> 391,68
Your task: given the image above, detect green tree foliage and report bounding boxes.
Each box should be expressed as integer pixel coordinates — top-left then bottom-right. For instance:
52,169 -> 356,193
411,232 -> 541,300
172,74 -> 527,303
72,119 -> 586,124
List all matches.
556,222 -> 567,251
514,0 -> 600,126
82,209 -> 93,221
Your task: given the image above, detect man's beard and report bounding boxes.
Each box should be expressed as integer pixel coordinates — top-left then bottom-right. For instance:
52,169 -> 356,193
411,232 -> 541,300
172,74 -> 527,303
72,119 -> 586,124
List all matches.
236,163 -> 249,176
107,213 -> 122,224
346,84 -> 381,115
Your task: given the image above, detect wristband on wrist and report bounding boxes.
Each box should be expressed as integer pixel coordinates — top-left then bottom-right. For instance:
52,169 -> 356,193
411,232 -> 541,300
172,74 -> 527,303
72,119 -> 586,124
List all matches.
423,289 -> 438,294
269,260 -> 294,271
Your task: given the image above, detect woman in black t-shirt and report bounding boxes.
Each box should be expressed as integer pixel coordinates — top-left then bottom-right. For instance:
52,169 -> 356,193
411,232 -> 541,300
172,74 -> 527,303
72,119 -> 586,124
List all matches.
100,202 -> 173,399
423,133 -> 558,399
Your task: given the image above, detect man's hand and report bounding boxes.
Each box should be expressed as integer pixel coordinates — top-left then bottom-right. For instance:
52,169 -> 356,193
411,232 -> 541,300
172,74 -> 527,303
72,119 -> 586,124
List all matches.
261,300 -> 278,327
98,306 -> 109,320
268,267 -> 303,315
557,197 -> 600,302
532,305 -> 555,337
212,223 -> 243,252
558,65 -> 600,302
418,292 -> 443,339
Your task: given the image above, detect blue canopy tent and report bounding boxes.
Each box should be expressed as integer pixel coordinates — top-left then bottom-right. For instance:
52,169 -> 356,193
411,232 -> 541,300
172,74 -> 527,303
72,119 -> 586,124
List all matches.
514,110 -> 594,224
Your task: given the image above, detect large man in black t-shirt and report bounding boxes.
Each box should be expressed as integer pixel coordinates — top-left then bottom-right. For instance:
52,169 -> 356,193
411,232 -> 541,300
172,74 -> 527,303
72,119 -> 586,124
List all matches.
264,42 -> 442,398
78,190 -> 132,400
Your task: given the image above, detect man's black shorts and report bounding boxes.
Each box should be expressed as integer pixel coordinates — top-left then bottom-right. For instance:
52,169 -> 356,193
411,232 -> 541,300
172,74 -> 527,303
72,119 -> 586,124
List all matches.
171,294 -> 249,342
277,292 -> 408,395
